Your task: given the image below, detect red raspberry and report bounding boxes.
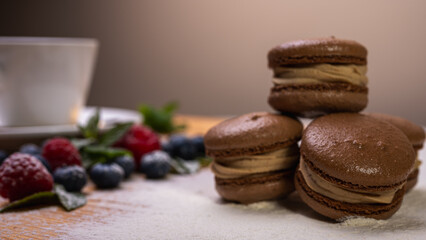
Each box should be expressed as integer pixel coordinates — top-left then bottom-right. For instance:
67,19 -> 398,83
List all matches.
0,153 -> 54,201
114,125 -> 160,168
42,138 -> 82,171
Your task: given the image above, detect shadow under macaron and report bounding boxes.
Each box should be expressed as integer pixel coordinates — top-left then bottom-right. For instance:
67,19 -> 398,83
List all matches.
277,192 -> 333,223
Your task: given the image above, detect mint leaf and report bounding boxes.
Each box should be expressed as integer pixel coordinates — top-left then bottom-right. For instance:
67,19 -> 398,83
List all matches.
78,108 -> 100,139
71,138 -> 95,150
83,146 -> 131,159
169,158 -> 200,174
139,102 -> 185,134
0,191 -> 57,213
197,156 -> 212,168
81,145 -> 131,168
0,186 -> 88,213
81,153 -> 95,169
54,185 -> 86,211
98,122 -> 133,147
169,158 -> 190,174
163,102 -> 178,113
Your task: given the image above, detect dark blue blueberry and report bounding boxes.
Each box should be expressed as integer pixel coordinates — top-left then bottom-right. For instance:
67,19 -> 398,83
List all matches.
169,135 -> 197,160
90,163 -> 124,189
161,141 -> 173,156
191,136 -> 205,157
0,150 -> 8,166
33,154 -> 52,173
19,143 -> 41,155
114,155 -> 135,179
53,166 -> 88,192
140,150 -> 171,179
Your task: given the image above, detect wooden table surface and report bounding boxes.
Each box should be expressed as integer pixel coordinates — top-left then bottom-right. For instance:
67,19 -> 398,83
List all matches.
0,115 -> 224,240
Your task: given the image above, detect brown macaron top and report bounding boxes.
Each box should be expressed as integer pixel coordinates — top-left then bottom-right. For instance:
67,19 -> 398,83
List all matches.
204,112 -> 303,158
301,113 -> 415,188
268,37 -> 367,67
365,113 -> 425,149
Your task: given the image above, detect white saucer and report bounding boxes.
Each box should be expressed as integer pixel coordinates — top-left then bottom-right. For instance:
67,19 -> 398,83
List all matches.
0,107 -> 142,151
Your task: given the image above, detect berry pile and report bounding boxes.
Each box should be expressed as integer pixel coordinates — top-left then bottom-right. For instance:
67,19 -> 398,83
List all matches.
0,122 -> 208,208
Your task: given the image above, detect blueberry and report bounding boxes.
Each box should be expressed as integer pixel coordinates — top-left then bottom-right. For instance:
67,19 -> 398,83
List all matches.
19,143 -> 41,155
90,163 -> 124,189
161,141 -> 173,156
53,166 -> 87,192
114,155 -> 135,179
191,136 -> 205,157
33,154 -> 52,173
169,135 -> 197,160
140,150 -> 171,179
0,150 -> 8,166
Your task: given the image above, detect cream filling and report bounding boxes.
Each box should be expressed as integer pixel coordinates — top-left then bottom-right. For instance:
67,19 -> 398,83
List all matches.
413,158 -> 422,171
272,63 -> 368,86
299,157 -> 402,204
211,145 -> 299,179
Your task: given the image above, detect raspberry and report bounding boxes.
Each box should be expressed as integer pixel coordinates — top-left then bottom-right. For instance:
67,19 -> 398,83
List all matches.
0,153 -> 53,201
42,138 -> 82,171
114,125 -> 160,168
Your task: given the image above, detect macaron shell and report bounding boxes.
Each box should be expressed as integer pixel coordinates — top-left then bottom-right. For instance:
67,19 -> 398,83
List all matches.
366,113 -> 425,148
405,168 -> 419,193
268,37 -> 367,67
215,170 -> 295,204
301,113 -> 415,188
294,169 -> 405,220
204,112 -> 303,158
268,83 -> 368,117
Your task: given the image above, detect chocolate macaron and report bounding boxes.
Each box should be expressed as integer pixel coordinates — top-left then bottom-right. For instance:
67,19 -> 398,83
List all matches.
296,113 -> 415,220
268,37 -> 368,117
366,113 -> 425,192
204,112 -> 303,204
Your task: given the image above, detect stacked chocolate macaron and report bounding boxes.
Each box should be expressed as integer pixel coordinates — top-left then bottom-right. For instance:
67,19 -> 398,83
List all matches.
205,37 -> 423,221
267,37 -> 368,118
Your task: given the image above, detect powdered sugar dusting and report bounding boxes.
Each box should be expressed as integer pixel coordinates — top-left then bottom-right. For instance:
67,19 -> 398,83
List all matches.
339,216 -> 387,227
355,165 -> 380,174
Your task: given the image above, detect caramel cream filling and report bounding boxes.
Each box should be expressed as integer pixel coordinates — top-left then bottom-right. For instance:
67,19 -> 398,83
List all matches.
272,64 -> 368,86
299,157 -> 402,204
413,158 -> 421,171
211,145 -> 299,179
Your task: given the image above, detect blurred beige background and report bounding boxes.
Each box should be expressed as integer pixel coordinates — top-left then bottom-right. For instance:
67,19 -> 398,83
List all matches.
1,0 -> 426,125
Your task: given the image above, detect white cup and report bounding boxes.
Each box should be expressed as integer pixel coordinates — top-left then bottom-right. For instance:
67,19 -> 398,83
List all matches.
0,37 -> 98,127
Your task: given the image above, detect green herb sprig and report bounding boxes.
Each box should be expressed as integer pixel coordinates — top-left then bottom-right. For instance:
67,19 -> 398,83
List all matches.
0,185 -> 86,213
74,108 -> 133,169
139,102 -> 186,134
